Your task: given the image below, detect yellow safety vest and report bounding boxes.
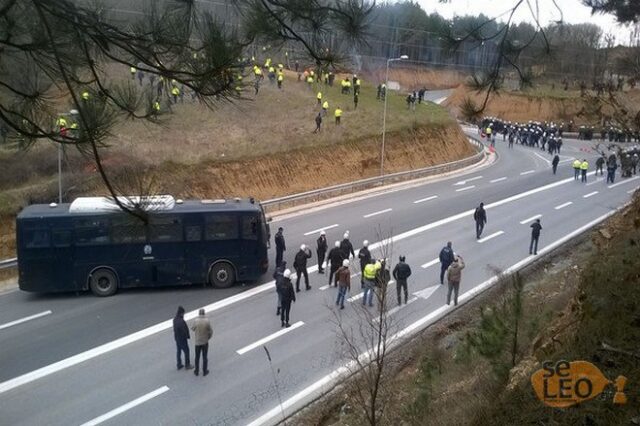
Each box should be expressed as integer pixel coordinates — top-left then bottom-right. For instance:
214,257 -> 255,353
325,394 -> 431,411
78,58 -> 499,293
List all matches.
153,102 -> 160,111
130,66 -> 136,73
580,161 -> 589,170
268,67 -> 275,73
171,87 -> 180,96
70,122 -> 78,129
341,80 -> 347,87
345,81 -> 351,88
277,74 -> 283,82
56,117 -> 67,128
363,262 -> 380,280
322,101 -> 329,110
317,92 -> 322,100
81,91 -> 90,100
356,79 -> 361,86
334,108 -> 342,118
573,160 -> 581,169
306,76 -> 314,84
486,127 -> 492,135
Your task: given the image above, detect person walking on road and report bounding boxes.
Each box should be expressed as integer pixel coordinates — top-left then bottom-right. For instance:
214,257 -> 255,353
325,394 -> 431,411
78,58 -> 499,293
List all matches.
446,256 -> 465,306
358,240 -> 371,288
327,241 -> 344,287
274,227 -> 286,267
173,306 -> 193,371
607,155 -> 618,184
293,244 -> 312,292
362,259 -> 381,307
474,202 -> 487,239
313,112 -> 322,133
552,154 -> 560,175
573,159 -> 581,180
340,232 -> 355,260
336,259 -> 351,309
529,219 -> 542,255
278,269 -> 296,327
439,242 -> 455,285
392,256 -> 412,305
580,159 -> 589,183
316,231 -> 328,274
191,309 -> 213,376
595,155 -> 605,176
273,261 -> 287,316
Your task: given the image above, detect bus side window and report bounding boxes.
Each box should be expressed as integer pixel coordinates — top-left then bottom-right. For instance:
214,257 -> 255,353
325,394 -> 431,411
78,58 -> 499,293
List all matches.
205,215 -> 238,240
52,230 -> 72,247
185,225 -> 202,242
75,219 -> 110,246
242,216 -> 258,240
150,217 -> 183,242
24,229 -> 50,248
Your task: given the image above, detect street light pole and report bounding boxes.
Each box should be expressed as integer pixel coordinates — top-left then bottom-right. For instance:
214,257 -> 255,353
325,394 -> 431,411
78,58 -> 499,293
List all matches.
380,55 -> 408,176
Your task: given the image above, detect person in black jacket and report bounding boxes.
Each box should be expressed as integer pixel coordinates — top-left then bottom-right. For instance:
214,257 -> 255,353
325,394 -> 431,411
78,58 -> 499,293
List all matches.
317,231 -> 328,274
529,219 -> 542,255
552,155 -> 560,175
274,227 -> 286,267
293,244 -> 312,292
474,202 -> 487,239
358,240 -> 371,288
173,306 -> 193,370
340,232 -> 355,259
278,270 -> 296,327
392,256 -> 412,305
273,261 -> 287,316
327,241 -> 345,287
439,242 -> 454,285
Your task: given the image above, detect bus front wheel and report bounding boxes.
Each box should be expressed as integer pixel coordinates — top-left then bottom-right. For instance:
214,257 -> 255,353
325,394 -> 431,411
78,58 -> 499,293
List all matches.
89,268 -> 119,297
209,262 -> 235,289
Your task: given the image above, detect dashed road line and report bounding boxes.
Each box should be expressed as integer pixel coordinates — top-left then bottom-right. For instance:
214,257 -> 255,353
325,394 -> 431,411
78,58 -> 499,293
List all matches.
80,386 -> 170,426
236,322 -> 305,355
455,185 -> 475,192
477,231 -> 504,243
554,201 -> 573,210
520,170 -> 535,176
347,292 -> 363,302
0,311 -> 52,331
519,214 -> 542,225
490,177 -> 507,183
319,285 -> 330,291
586,178 -> 603,186
363,208 -> 392,218
303,224 -> 339,236
608,176 -> 640,189
421,258 -> 439,269
583,191 -> 598,198
453,176 -> 483,186
413,195 -> 438,204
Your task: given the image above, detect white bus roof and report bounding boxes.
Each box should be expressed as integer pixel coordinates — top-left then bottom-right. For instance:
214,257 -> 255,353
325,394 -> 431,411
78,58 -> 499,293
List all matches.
68,195 -> 176,213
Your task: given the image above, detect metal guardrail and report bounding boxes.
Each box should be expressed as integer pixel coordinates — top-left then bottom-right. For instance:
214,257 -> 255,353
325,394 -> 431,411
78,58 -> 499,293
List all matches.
0,138 -> 486,269
262,137 -> 486,213
0,258 -> 17,270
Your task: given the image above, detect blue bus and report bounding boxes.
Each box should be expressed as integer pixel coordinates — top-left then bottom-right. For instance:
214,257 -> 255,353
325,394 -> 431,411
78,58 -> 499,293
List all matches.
16,196 -> 270,296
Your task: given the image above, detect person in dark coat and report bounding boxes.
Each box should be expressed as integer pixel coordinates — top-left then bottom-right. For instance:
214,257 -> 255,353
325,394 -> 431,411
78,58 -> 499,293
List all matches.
438,242 -> 455,285
529,219 -> 542,255
293,244 -> 312,292
273,261 -> 287,316
327,241 -> 345,287
316,231 -> 328,274
552,155 -> 560,175
274,227 -> 286,267
278,269 -> 296,327
357,240 -> 371,288
474,202 -> 487,239
340,232 -> 355,259
173,306 -> 193,370
392,256 -> 412,305
595,155 -> 605,176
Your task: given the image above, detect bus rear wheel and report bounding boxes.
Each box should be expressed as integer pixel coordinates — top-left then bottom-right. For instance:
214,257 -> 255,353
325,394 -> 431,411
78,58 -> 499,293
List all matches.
89,268 -> 119,297
209,262 -> 235,289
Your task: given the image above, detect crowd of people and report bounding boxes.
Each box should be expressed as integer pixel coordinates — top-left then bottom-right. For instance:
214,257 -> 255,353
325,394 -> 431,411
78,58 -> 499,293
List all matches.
479,117 -> 565,153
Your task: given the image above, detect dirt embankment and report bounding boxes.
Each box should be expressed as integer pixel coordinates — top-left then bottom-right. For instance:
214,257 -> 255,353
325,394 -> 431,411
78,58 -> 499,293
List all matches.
154,124 -> 475,201
362,66 -> 467,90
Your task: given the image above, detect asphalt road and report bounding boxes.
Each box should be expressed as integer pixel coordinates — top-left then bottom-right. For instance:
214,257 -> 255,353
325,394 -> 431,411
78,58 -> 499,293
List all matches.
0,120 -> 638,425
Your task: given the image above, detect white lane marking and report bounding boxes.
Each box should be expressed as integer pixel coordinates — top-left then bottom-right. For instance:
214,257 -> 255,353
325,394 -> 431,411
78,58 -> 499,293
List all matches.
453,176 -> 482,186
586,178 -> 603,186
348,292 -> 363,302
236,321 -> 304,355
490,177 -> 507,183
478,231 -> 504,243
413,195 -> 438,204
533,152 -> 551,165
319,285 -> 330,291
608,176 -> 640,189
363,208 -> 392,218
247,206 -> 627,426
0,311 -> 52,331
414,285 -> 441,300
374,298 -> 418,322
303,224 -> 338,236
0,170 -> 598,396
455,185 -> 475,192
519,214 -> 542,225
80,386 -> 169,426
583,191 -> 599,198
628,188 -> 639,194
555,201 -> 573,210
421,258 -> 439,269
520,170 -> 535,175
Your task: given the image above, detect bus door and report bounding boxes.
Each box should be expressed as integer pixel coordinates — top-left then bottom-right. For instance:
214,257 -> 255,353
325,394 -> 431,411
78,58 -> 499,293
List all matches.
148,216 -> 185,286
18,223 -> 54,287
108,216 -> 149,287
239,214 -> 261,278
